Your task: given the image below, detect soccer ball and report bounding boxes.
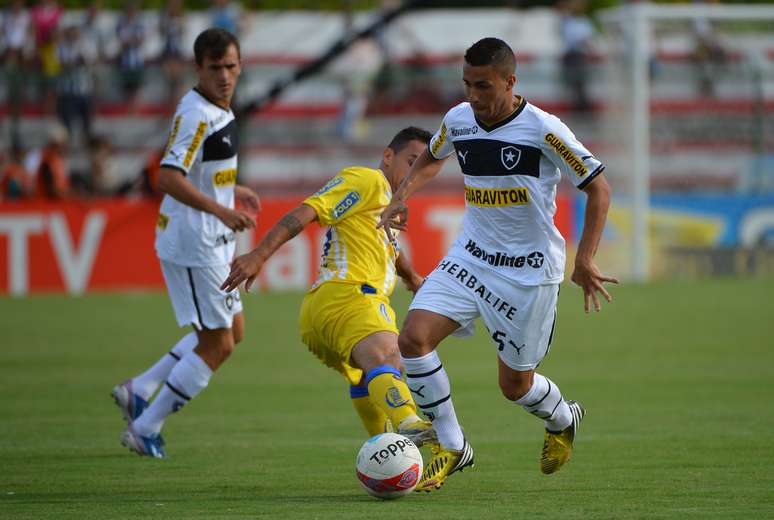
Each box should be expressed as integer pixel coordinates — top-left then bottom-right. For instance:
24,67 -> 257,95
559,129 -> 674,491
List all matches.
355,432 -> 423,499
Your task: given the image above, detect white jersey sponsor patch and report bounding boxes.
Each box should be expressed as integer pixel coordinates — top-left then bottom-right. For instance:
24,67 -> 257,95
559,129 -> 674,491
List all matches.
155,88 -> 239,267
427,98 -> 604,285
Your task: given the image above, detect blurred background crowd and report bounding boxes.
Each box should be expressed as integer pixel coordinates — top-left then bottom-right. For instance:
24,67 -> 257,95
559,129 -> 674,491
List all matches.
4,0 -> 768,202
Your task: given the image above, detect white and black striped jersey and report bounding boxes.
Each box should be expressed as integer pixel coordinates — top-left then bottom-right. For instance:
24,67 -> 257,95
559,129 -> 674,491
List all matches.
428,98 -> 604,286
155,88 -> 239,267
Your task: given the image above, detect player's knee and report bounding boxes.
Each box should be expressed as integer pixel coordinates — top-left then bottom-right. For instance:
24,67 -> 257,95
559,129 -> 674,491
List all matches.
398,328 -> 430,358
499,378 -> 532,402
377,347 -> 401,369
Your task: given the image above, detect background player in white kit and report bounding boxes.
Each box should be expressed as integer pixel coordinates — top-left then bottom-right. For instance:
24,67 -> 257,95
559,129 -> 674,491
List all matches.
111,28 -> 259,458
378,38 -> 618,491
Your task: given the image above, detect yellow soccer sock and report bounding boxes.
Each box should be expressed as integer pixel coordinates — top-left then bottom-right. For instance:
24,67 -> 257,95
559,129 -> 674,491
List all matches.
365,366 -> 420,429
350,385 -> 392,436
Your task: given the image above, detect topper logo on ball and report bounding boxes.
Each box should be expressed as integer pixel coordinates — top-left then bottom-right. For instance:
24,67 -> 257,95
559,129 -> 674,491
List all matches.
368,438 -> 415,464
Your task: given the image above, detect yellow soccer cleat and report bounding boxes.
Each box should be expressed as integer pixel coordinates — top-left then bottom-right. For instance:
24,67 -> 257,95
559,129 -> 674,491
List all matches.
397,418 -> 437,448
541,400 -> 585,474
415,440 -> 474,492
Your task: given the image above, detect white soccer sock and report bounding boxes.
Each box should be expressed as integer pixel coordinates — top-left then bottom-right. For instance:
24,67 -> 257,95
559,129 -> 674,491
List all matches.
515,373 -> 572,432
133,352 -> 212,436
401,351 -> 465,451
131,332 -> 198,401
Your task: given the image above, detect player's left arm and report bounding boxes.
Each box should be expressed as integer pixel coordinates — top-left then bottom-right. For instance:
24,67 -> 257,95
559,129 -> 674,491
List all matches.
395,252 -> 425,294
220,204 -> 318,292
571,174 -> 619,313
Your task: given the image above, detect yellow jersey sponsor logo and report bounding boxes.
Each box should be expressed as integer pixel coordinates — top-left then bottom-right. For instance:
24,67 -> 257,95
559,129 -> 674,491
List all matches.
213,168 -> 237,187
544,133 -> 588,176
183,121 -> 208,168
465,186 -> 530,207
314,176 -> 344,195
157,213 -> 169,230
164,115 -> 181,157
332,190 -> 361,219
431,123 -> 447,157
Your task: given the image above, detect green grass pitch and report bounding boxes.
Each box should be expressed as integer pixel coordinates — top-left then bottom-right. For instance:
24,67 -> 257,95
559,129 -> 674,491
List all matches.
1,277 -> 773,519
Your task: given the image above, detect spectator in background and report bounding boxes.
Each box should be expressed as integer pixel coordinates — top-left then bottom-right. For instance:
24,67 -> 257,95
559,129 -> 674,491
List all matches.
2,1 -> 31,141
34,123 -> 69,199
2,1 -> 30,60
692,0 -> 726,97
71,135 -> 113,197
116,1 -> 146,112
0,143 -> 32,201
80,1 -> 110,102
159,0 -> 187,105
30,0 -> 62,110
56,25 -> 94,144
209,0 -> 243,38
116,147 -> 164,198
558,0 -> 595,112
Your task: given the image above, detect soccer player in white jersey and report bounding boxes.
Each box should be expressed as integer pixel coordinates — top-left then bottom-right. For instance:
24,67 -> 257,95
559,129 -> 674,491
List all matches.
378,38 -> 618,491
111,28 -> 259,458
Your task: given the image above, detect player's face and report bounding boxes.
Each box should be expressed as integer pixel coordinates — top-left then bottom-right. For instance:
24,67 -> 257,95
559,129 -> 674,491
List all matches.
196,44 -> 241,107
462,63 -> 516,123
385,139 -> 427,190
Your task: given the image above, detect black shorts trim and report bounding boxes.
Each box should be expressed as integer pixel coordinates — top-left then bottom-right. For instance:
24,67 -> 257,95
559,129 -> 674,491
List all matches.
186,268 -> 205,329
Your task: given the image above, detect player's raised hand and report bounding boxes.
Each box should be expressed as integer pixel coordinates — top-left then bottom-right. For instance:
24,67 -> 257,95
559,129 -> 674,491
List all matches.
221,251 -> 264,293
571,259 -> 619,313
377,200 -> 409,242
217,206 -> 256,232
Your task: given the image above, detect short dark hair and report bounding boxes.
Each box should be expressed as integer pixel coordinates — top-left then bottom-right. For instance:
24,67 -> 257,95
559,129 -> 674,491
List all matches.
387,126 -> 432,153
464,37 -> 516,77
194,28 -> 240,66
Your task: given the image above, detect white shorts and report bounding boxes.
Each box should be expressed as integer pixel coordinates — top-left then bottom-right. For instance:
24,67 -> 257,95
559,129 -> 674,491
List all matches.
160,260 -> 243,330
409,255 -> 559,371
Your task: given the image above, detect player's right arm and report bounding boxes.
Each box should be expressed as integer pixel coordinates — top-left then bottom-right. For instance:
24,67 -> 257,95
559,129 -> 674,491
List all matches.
377,120 -> 451,239
157,168 -> 255,231
159,108 -> 254,231
220,204 -> 318,293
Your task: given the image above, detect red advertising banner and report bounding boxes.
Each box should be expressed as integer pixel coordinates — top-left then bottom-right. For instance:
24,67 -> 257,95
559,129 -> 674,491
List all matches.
0,194 -> 572,295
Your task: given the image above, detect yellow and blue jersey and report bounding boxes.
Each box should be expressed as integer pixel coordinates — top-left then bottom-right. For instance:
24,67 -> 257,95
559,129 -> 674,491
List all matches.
303,166 -> 399,297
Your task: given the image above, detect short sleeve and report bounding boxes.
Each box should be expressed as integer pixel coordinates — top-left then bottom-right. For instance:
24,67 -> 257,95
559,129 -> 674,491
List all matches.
303,169 -> 372,226
428,113 -> 455,160
541,115 -> 604,190
160,108 -> 208,175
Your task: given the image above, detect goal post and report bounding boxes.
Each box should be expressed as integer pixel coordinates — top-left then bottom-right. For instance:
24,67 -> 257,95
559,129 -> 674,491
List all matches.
596,3 -> 774,282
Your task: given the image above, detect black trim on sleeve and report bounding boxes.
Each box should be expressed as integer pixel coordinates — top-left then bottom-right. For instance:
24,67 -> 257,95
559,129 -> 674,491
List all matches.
577,164 -> 605,190
160,163 -> 189,177
427,141 -> 437,160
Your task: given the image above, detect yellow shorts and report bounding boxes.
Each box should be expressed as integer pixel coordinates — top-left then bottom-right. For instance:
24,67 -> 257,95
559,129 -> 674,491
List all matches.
299,282 -> 399,386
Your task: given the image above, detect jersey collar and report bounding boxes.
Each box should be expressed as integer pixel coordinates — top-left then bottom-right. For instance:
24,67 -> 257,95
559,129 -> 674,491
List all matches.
192,87 -> 232,113
474,96 -> 526,133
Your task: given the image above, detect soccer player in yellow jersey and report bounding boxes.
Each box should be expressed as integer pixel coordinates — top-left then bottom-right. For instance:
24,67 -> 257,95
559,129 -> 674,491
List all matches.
221,127 -> 437,444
